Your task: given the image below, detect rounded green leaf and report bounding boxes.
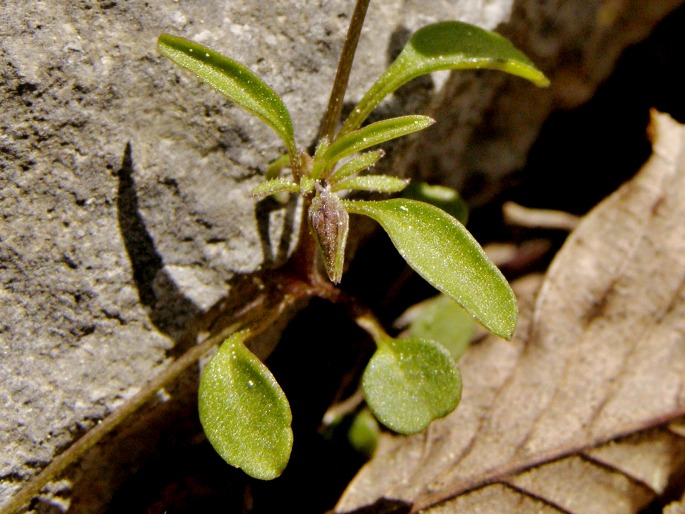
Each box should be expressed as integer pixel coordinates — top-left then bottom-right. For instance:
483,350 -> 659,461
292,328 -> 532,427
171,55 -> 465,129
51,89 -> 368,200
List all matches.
345,198 -> 517,339
199,331 -> 293,480
362,338 -> 462,434
342,21 -> 550,134
158,34 -> 297,158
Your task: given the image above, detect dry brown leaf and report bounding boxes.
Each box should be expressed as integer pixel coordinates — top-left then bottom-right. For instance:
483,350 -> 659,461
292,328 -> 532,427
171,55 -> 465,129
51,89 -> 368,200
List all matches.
336,111 -> 685,514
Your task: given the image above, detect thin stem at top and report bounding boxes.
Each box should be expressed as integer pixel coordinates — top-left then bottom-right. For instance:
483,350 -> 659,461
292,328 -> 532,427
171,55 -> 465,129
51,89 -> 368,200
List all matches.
318,0 -> 371,143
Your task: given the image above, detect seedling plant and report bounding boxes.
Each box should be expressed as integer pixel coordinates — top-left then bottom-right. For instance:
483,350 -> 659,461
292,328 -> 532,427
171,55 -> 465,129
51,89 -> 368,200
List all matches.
2,7 -> 550,512
156,1 -> 549,481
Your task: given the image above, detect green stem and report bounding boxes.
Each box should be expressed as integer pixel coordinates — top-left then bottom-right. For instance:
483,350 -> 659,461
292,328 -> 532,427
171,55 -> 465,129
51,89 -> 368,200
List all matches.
3,289 -> 303,514
318,0 -> 371,143
354,312 -> 391,348
322,387 -> 365,427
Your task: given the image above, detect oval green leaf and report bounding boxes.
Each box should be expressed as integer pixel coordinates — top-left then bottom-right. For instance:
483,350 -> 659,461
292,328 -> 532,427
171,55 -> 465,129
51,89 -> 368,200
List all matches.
342,21 -> 550,134
158,34 -> 297,158
198,330 -> 293,480
345,198 -> 517,339
362,337 -> 462,434
319,116 -> 434,174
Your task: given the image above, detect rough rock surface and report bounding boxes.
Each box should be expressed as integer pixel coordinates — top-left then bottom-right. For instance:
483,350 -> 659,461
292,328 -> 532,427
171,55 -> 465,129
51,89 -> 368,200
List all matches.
0,1 -> 518,511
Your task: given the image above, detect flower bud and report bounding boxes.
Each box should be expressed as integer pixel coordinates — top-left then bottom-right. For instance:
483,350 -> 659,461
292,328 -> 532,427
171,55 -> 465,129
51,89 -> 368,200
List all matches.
308,183 -> 349,284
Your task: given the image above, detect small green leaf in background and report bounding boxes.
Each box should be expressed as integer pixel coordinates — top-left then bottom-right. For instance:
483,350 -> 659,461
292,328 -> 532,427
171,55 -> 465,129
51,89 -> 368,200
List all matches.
345,198 -> 517,340
402,181 -> 469,224
198,330 -> 293,480
348,409 -> 380,458
399,294 -> 477,361
158,34 -> 297,159
317,115 -> 434,176
265,154 -> 291,180
363,337 -> 462,434
342,21 -> 550,134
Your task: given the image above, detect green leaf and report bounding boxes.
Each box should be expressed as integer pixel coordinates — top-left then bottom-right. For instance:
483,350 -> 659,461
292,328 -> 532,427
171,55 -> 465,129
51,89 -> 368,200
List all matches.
319,116 -> 434,174
328,150 -> 385,184
345,198 -> 517,339
251,178 -> 300,200
265,154 -> 291,180
158,34 -> 297,159
310,137 -> 332,180
347,409 -> 380,458
342,21 -> 550,134
362,337 -> 462,434
402,294 -> 477,360
402,181 -> 469,224
332,175 -> 409,194
198,330 -> 293,480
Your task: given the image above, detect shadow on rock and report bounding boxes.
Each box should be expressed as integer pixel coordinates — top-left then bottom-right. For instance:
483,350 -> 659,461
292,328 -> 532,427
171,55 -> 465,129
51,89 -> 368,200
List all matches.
116,142 -> 202,345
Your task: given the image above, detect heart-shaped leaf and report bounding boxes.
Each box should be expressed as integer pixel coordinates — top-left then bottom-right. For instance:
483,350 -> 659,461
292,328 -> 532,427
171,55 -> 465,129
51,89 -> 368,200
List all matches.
315,116 -> 434,177
362,338 -> 462,434
198,330 -> 293,480
158,34 -> 297,159
345,198 -> 517,339
341,21 -> 549,134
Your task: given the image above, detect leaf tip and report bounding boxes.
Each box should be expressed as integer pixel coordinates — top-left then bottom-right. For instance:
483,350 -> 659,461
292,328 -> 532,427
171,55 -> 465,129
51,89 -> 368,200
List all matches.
487,289 -> 518,341
529,70 -> 551,88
